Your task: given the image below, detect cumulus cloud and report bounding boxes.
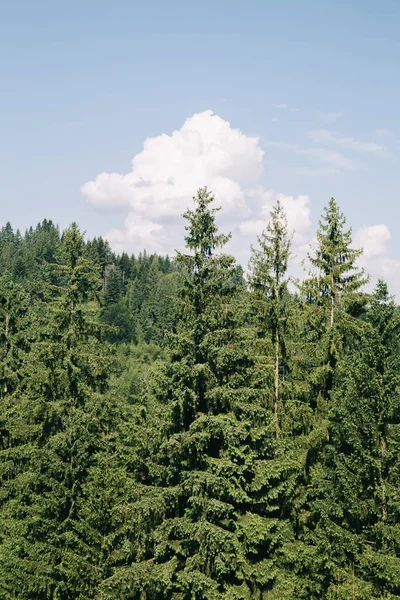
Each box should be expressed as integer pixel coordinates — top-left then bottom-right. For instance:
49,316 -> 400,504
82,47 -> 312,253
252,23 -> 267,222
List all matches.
243,188 -> 311,243
82,109 -> 400,297
82,110 -> 312,270
355,224 -> 391,259
82,110 -> 263,215
82,110 -> 270,254
354,224 -> 400,296
105,215 -> 164,255
227,189 -> 312,277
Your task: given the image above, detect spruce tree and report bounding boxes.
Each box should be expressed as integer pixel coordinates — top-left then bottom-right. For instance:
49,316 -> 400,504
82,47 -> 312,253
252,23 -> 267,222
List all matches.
301,197 -> 368,404
0,273 -> 32,398
249,200 -> 292,434
104,264 -> 122,306
0,224 -> 119,599
105,188 -> 283,599
308,280 -> 400,598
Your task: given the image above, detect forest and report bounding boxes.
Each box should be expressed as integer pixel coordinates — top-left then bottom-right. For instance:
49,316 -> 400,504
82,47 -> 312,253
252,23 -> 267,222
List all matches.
0,187 -> 399,599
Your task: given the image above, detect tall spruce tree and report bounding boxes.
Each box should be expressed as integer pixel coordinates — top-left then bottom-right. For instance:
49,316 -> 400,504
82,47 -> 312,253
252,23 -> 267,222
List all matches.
305,280 -> 400,598
304,198 -> 366,327
301,197 -> 368,404
249,200 -> 292,434
0,224 -> 119,599
273,199 -> 370,598
105,188 -> 284,599
0,273 -> 32,398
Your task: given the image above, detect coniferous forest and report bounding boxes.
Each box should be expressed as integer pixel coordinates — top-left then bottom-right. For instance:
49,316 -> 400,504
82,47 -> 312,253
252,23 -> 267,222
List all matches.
1,187 -> 400,599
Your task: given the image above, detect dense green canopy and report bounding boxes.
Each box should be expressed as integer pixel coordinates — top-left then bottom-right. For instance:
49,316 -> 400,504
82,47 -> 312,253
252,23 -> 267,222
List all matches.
0,189 -> 399,599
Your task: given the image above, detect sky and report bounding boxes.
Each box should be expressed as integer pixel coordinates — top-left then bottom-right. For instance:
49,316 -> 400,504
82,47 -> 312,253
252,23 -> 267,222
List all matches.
1,0 -> 400,292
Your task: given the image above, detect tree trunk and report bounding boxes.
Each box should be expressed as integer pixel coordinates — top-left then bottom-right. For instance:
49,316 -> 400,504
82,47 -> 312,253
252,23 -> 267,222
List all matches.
330,289 -> 335,327
380,435 -> 387,520
4,311 -> 9,393
274,325 -> 279,436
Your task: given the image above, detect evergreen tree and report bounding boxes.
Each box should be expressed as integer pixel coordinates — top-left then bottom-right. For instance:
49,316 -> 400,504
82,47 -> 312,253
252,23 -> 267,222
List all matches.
305,280 -> 400,598
301,197 -> 368,404
104,264 -> 122,306
249,200 -> 292,433
106,188 -> 284,599
0,273 -> 32,398
0,224 -> 119,599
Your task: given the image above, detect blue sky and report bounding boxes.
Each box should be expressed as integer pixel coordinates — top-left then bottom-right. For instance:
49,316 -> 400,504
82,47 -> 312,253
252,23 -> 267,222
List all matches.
1,1 -> 400,290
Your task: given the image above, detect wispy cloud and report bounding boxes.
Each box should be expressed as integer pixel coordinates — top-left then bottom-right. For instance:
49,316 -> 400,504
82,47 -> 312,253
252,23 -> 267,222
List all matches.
272,103 -> 300,112
296,166 -> 336,177
317,111 -> 345,123
264,141 -> 363,170
309,129 -> 394,158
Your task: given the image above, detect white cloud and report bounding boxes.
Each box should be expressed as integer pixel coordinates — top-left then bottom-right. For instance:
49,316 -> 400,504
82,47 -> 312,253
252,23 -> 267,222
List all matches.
83,110 -> 272,253
105,215 -> 164,255
82,110 -> 266,252
309,129 -> 393,158
354,224 -> 391,259
82,109 -> 400,297
272,103 -> 288,109
237,219 -> 266,237
232,190 -> 311,277
82,109 -> 263,216
243,188 -> 311,244
83,111 -> 311,263
354,224 -> 400,296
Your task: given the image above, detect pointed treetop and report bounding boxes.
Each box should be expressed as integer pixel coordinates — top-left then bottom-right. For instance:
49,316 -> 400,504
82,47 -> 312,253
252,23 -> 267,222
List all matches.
181,187 -> 231,260
306,197 -> 368,298
249,199 -> 293,293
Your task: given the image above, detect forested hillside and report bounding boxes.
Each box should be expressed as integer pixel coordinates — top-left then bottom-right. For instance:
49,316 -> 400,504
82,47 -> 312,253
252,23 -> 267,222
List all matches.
1,188 -> 400,599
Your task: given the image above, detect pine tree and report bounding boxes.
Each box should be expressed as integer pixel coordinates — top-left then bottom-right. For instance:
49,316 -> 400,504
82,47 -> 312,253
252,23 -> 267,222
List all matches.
308,280 -> 400,598
105,188 -> 287,599
104,264 -> 122,306
304,198 -> 366,327
272,200 -> 370,598
0,273 -> 32,398
249,200 -> 292,434
138,256 -> 161,343
0,224 -> 119,599
301,198 -> 368,404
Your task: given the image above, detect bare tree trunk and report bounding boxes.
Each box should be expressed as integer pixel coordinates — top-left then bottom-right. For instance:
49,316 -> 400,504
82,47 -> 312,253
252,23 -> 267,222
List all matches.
330,290 -> 335,327
4,311 -> 9,393
380,436 -> 387,520
274,325 -> 279,436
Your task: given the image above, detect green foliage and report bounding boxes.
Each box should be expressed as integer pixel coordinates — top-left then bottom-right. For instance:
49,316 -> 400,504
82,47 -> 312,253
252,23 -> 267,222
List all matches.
1,191 -> 399,599
0,224 -> 119,598
249,199 -> 293,433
